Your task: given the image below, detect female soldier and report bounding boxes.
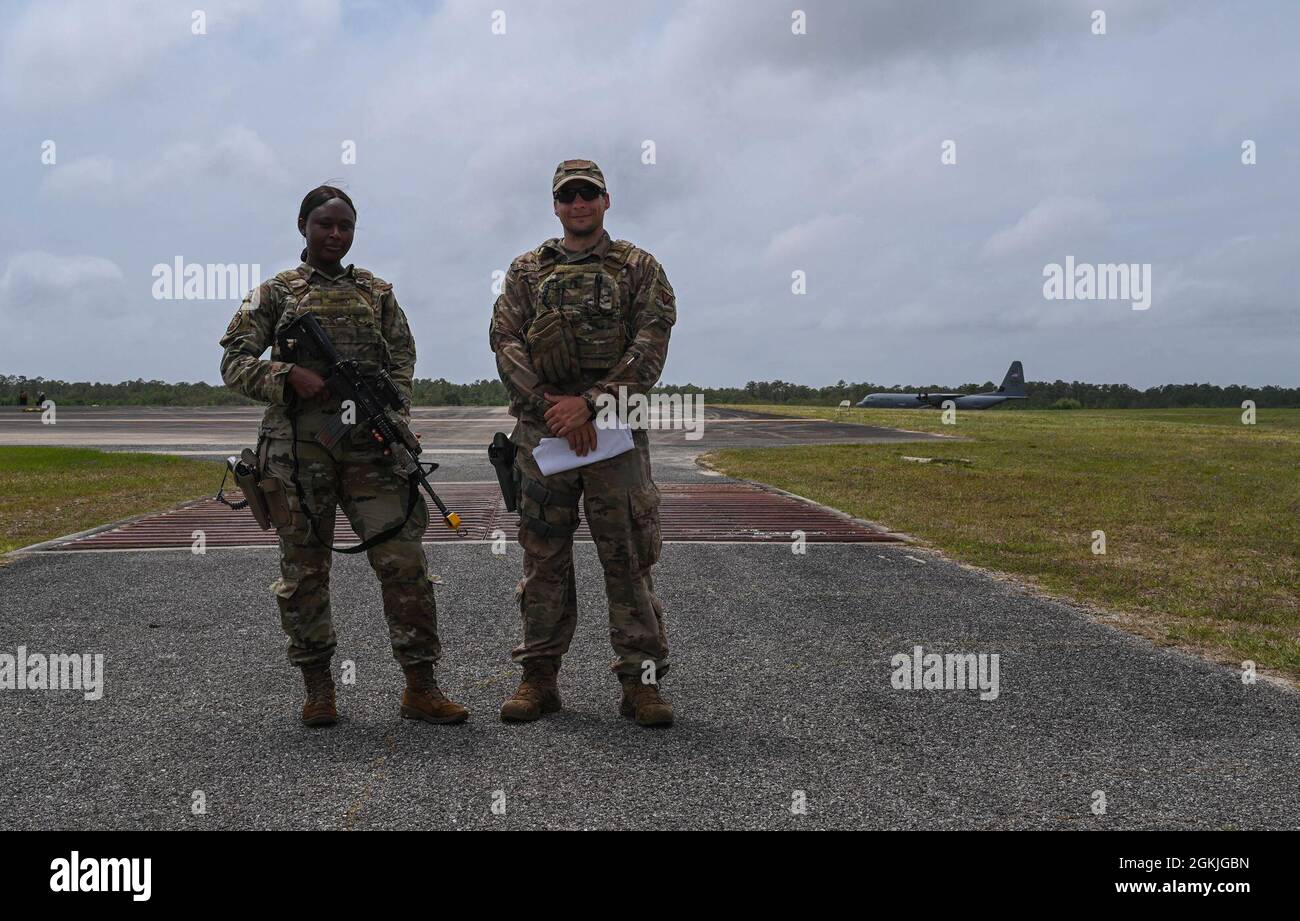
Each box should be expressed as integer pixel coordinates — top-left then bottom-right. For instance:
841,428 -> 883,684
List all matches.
219,185 -> 468,727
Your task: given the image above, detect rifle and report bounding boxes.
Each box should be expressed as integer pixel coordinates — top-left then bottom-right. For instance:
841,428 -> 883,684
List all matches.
278,311 -> 461,549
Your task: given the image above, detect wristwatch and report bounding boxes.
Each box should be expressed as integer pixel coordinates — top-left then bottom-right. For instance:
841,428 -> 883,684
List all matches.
583,395 -> 598,420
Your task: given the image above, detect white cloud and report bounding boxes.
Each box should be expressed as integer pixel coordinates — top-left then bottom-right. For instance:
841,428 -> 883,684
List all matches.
981,197 -> 1110,260
764,214 -> 865,261
3,0 -> 1298,389
0,252 -> 132,375
40,156 -> 118,198
147,126 -> 286,186
0,251 -> 124,302
41,127 -> 286,203
1,0 -> 266,109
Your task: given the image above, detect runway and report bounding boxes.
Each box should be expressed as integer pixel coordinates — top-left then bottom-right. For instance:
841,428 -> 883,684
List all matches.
0,404 -> 960,484
0,404 -> 956,452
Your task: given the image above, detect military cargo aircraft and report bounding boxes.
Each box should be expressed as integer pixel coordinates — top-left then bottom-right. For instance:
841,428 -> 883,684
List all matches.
856,361 -> 1027,409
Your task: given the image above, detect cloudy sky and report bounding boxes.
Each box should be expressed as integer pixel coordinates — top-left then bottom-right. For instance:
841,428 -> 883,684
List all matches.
2,0 -> 1297,389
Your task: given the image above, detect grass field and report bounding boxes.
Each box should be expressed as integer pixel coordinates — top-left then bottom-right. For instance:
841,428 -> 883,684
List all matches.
0,447 -> 224,555
707,406 -> 1300,682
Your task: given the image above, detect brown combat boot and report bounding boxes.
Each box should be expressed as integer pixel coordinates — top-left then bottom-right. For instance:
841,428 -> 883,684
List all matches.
619,675 -> 673,727
499,658 -> 562,722
300,663 -> 338,727
400,663 -> 469,724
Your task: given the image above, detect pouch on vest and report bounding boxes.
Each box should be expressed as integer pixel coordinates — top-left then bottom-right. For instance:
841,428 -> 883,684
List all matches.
536,263 -> 626,374
526,309 -> 581,383
273,270 -> 392,382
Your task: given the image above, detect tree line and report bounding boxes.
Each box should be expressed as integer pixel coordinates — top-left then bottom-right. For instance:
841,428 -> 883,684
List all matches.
655,379 -> 1300,409
3,373 -> 1297,409
0,374 -> 510,407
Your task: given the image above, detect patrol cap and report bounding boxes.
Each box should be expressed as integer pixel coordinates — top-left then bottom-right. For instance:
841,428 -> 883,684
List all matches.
552,159 -> 606,194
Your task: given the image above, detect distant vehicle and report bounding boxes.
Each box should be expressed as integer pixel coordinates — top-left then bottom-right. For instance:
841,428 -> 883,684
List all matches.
856,361 -> 1027,410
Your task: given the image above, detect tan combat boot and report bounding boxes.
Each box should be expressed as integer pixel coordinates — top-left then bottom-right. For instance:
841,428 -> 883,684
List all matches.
499,658 -> 562,722
619,675 -> 673,727
400,663 -> 469,724
300,663 -> 338,727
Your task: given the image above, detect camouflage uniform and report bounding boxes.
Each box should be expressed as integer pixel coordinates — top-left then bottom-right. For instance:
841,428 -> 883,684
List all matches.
489,211 -> 677,678
219,262 -> 442,669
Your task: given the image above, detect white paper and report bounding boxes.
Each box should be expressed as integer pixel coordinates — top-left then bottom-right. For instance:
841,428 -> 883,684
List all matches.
534,425 -> 635,475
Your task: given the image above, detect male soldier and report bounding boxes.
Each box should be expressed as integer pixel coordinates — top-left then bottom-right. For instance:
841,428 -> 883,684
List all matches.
489,159 -> 677,727
220,185 -> 467,727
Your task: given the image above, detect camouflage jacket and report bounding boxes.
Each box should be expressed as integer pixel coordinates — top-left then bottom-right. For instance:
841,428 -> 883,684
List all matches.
489,230 -> 676,422
219,262 -> 417,439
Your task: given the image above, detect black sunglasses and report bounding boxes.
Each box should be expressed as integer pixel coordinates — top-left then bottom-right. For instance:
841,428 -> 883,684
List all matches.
555,184 -> 603,203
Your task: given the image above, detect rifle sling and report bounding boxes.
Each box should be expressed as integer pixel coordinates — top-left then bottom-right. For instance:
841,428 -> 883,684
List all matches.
289,403 -> 420,554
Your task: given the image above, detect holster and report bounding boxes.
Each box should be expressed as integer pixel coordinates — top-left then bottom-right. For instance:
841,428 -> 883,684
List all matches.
229,446 -> 291,530
488,432 -> 518,512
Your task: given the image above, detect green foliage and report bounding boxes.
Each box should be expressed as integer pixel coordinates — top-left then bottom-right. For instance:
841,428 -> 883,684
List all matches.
409,378 -> 505,406
4,372 -> 1296,409
1049,398 -> 1084,409
656,379 -> 1300,409
1,373 -> 508,407
1,375 -> 257,406
708,407 -> 1300,680
0,447 -> 223,555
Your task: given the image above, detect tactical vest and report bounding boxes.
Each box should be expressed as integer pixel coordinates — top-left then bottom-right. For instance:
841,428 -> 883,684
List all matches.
535,241 -> 635,375
272,267 -> 393,380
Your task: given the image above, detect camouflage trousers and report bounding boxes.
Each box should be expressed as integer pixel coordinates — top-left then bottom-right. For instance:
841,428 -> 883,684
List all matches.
264,435 -> 440,669
510,417 -> 669,678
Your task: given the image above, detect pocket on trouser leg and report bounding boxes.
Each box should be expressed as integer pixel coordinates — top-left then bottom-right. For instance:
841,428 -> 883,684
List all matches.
261,475 -> 293,530
272,565 -> 330,613
629,483 -> 662,574
339,452 -> 426,545
272,576 -> 335,660
266,442 -> 335,543
399,493 -> 430,542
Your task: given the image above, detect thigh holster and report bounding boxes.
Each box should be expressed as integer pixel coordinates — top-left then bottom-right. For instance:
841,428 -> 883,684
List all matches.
517,474 -> 581,539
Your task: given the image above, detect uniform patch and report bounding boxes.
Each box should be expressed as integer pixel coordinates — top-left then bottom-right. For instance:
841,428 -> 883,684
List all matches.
225,310 -> 248,336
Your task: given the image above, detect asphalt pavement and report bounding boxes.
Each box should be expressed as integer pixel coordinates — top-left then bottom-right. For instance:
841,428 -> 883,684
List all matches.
2,541 -> 1297,829
0,406 -> 1296,829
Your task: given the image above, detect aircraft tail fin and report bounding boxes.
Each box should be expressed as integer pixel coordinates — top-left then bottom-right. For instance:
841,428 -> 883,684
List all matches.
998,361 -> 1026,396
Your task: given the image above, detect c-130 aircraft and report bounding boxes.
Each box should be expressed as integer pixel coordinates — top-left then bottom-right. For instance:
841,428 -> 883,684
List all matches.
856,361 -> 1027,410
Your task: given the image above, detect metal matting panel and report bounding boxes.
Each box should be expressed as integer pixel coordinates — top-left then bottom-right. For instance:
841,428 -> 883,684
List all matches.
40,483 -> 900,550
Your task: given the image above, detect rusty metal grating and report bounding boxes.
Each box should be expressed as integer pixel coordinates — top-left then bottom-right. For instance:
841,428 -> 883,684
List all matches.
37,483 -> 899,551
